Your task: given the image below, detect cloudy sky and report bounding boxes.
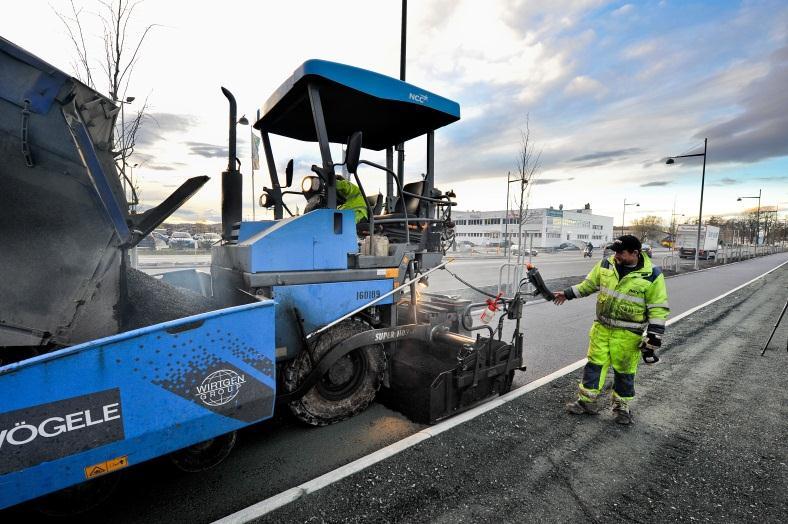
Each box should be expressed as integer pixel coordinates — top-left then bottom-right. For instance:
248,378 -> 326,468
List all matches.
3,0 -> 787,226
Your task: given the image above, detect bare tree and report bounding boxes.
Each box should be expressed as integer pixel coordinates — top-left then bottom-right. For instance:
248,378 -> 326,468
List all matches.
54,0 -> 156,209
631,215 -> 665,242
505,115 -> 541,258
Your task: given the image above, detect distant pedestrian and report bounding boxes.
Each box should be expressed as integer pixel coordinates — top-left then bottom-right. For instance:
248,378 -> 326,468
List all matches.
552,235 -> 669,425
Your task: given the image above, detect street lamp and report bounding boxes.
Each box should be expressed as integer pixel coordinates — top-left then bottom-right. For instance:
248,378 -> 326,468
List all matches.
666,137 -> 708,270
669,212 -> 684,259
737,189 -> 761,251
622,198 -> 639,235
118,96 -> 135,203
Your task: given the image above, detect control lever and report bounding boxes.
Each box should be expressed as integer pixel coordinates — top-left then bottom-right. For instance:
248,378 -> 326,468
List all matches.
526,265 -> 555,301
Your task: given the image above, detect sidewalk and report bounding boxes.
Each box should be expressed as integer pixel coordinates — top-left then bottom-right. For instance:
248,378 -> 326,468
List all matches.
257,265 -> 788,523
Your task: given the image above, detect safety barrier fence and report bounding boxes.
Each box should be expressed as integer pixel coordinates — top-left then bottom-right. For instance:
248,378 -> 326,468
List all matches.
661,244 -> 788,273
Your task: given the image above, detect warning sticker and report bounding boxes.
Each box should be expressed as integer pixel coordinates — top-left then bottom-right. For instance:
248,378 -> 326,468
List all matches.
84,455 -> 128,479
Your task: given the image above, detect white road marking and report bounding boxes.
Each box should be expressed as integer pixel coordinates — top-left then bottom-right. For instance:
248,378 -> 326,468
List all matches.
212,256 -> 788,524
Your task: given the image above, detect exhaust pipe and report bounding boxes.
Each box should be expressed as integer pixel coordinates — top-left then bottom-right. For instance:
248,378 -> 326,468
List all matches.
221,87 -> 242,242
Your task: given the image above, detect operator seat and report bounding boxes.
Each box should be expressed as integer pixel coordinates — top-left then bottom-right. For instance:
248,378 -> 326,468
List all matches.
361,181 -> 430,242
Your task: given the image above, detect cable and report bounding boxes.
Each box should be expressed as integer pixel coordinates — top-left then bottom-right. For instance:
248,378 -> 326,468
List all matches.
441,266 -> 499,298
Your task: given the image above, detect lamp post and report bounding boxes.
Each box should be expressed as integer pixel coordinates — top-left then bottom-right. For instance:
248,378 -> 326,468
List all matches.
670,212 -> 684,263
129,162 -> 139,212
666,137 -> 707,270
737,189 -> 761,253
117,96 -> 135,204
622,198 -> 639,235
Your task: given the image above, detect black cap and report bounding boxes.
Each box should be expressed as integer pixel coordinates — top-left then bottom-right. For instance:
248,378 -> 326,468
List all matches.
610,234 -> 641,252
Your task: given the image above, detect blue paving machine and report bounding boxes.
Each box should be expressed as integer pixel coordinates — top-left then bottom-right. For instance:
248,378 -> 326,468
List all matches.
0,37 -> 276,512
0,40 -> 535,512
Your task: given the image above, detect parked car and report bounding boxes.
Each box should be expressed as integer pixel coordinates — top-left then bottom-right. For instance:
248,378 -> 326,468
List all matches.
199,232 -> 222,249
152,228 -> 170,244
558,243 -> 580,251
168,231 -> 197,249
642,243 -> 654,258
511,245 -> 538,256
136,234 -> 167,251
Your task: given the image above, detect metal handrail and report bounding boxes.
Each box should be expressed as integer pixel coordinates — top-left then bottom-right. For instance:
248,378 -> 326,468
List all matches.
497,262 -> 522,297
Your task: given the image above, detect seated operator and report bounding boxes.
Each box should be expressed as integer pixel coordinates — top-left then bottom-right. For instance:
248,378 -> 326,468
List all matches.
336,174 -> 368,224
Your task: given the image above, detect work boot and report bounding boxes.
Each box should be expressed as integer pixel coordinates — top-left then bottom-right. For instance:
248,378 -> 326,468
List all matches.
565,399 -> 599,415
612,398 -> 632,425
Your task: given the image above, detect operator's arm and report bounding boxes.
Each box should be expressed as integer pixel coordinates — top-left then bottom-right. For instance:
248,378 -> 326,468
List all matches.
641,271 -> 670,362
553,262 -> 601,305
644,272 -> 670,338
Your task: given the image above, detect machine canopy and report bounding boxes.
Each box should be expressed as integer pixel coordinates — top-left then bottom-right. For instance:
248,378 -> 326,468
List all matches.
254,59 -> 460,151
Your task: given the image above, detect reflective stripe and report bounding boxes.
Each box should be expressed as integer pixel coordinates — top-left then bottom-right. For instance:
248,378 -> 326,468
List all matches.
597,314 -> 647,331
648,318 -> 666,326
574,284 -> 597,297
600,286 -> 645,305
647,302 -> 669,309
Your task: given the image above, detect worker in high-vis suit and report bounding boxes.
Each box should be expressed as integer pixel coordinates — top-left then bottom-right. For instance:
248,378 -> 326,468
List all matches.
553,235 -> 669,425
336,174 -> 368,224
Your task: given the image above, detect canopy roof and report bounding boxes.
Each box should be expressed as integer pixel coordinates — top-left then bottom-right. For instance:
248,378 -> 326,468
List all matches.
254,60 -> 460,151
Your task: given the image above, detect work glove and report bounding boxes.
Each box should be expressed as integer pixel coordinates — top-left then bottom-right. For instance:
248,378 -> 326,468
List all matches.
640,332 -> 661,364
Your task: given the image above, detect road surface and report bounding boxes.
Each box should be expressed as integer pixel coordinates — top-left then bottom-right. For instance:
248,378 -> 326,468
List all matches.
258,261 -> 788,523
9,252 -> 786,522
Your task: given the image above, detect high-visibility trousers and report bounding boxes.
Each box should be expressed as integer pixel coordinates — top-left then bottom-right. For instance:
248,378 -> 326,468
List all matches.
578,321 -> 641,402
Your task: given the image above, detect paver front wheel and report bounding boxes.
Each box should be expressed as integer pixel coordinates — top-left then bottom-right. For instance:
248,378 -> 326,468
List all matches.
285,319 -> 386,426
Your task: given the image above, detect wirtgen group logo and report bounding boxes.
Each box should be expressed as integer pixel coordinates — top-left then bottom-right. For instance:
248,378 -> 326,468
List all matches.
195,369 -> 246,406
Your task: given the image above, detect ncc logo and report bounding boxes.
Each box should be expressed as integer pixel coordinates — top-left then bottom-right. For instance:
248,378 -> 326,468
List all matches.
408,92 -> 429,104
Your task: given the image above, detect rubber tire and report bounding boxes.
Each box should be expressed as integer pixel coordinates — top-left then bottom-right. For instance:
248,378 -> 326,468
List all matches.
169,431 -> 237,472
285,319 -> 385,426
35,474 -> 119,516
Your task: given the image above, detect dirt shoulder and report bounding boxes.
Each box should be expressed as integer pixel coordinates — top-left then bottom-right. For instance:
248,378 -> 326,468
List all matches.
259,266 -> 788,523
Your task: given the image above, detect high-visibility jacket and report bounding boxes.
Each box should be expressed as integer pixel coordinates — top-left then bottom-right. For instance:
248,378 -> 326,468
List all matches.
336,178 -> 368,223
565,254 -> 670,337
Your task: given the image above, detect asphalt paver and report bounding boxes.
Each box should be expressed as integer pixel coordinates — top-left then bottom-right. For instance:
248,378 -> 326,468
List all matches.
258,265 -> 788,523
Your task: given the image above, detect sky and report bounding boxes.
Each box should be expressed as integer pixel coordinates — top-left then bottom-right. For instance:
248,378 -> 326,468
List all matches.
2,0 -> 787,227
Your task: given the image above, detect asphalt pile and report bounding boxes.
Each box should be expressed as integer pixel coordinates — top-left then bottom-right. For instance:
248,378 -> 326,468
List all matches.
124,268 -> 223,330
260,266 -> 788,523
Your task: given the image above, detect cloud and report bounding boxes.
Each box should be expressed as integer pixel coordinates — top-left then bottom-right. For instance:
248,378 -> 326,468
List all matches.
533,177 -> 574,185
640,180 -> 671,187
709,177 -> 740,186
135,113 -> 199,147
185,141 -> 226,158
564,75 -> 609,100
755,175 -> 788,182
570,147 -> 643,163
612,4 -> 634,16
695,44 -> 788,164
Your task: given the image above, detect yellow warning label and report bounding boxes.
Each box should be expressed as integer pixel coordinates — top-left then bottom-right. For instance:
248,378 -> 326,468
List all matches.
84,455 -> 129,479
385,268 -> 399,278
